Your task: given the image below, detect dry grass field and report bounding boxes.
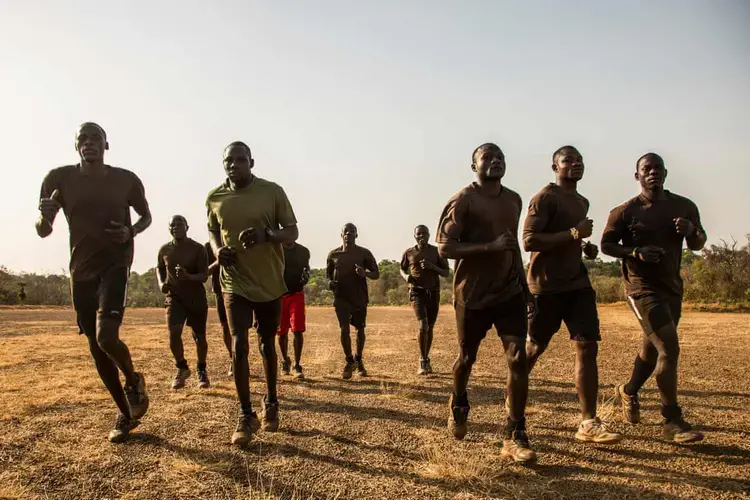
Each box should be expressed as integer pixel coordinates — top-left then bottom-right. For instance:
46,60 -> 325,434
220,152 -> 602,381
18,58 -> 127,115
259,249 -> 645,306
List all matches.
1,305 -> 749,499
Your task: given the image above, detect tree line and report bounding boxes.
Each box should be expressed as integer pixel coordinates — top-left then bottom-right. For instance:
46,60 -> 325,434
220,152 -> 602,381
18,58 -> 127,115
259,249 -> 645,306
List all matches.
2,236 -> 749,308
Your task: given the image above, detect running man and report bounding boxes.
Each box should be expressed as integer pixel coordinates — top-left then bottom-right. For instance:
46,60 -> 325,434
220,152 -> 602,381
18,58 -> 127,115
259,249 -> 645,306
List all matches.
277,241 -> 311,379
437,143 -> 537,463
602,152 -> 707,443
400,225 -> 450,375
326,223 -> 380,379
206,141 -> 299,446
157,215 -> 210,390
522,146 -> 621,444
206,242 -> 233,376
36,122 -> 150,442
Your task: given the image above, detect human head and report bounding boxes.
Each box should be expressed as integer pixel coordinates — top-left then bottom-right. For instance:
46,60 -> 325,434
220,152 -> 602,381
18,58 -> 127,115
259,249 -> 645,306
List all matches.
471,143 -> 506,181
223,141 -> 254,184
552,145 -> 584,182
414,225 -> 430,247
169,215 -> 188,240
635,152 -> 667,190
341,223 -> 358,246
75,122 -> 108,163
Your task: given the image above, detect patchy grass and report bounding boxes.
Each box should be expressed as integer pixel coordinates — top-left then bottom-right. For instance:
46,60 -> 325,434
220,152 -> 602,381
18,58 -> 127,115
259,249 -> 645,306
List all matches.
1,306 -> 749,499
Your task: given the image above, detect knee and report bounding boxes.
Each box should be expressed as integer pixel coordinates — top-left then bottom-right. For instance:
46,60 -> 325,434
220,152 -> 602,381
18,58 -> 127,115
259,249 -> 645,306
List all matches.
506,344 -> 526,373
418,320 -> 430,334
95,314 -> 121,352
528,341 -> 546,358
577,341 -> 599,360
657,340 -> 680,362
457,347 -> 478,367
233,335 -> 249,357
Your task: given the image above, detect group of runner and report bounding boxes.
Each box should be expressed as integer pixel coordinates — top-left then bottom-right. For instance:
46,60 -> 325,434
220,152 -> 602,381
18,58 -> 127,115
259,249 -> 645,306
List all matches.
36,123 -> 707,462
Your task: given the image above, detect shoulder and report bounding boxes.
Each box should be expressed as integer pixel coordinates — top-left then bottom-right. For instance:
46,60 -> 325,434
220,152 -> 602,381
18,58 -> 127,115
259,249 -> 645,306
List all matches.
359,246 -> 375,258
402,246 -> 415,258
206,183 -> 228,203
297,244 -> 311,257
43,165 -> 77,183
327,247 -> 342,258
608,196 -> 640,218
110,166 -> 142,183
529,184 -> 555,205
254,177 -> 286,194
187,238 -> 204,250
503,186 -> 523,207
158,242 -> 173,255
666,191 -> 698,210
441,184 -> 475,212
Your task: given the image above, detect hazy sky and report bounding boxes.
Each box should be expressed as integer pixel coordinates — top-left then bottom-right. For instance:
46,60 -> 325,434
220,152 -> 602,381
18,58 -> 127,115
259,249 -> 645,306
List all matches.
1,1 -> 748,273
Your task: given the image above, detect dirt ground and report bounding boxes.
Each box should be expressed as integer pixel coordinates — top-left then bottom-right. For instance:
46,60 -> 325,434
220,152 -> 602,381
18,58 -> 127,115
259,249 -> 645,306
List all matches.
0,305 -> 748,499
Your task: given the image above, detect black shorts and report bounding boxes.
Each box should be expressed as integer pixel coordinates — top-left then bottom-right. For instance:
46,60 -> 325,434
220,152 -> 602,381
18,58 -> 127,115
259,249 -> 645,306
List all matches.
627,292 -> 682,336
224,293 -> 281,339
71,266 -> 129,337
410,287 -> 440,325
528,288 -> 601,347
215,292 -> 228,324
166,297 -> 208,334
455,292 -> 528,351
334,300 -> 367,330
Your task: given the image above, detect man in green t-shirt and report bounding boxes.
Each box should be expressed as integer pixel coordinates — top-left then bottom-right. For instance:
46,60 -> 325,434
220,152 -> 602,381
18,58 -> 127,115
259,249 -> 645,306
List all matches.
206,141 -> 299,446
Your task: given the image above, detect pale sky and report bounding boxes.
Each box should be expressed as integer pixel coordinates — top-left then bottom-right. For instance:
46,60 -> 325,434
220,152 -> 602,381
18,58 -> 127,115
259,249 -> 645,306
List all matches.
1,1 -> 748,273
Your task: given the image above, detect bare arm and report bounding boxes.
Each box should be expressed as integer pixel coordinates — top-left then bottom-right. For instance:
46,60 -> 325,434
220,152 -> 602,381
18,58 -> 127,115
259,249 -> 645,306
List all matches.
268,224 -> 299,245
601,209 -> 634,259
524,230 -> 576,252
209,229 -> 223,257
438,241 -> 496,260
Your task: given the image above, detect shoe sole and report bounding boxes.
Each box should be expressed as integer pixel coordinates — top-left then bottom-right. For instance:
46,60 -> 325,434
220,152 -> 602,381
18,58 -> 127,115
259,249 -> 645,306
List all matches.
231,434 -> 252,446
667,432 -> 704,444
198,383 -> 211,389
109,419 -> 141,443
500,448 -> 537,464
342,373 -> 352,380
615,385 -> 640,424
262,421 -> 279,432
574,432 -> 623,445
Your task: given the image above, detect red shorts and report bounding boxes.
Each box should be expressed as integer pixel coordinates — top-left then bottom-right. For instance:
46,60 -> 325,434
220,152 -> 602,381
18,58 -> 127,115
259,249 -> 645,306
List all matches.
277,292 -> 306,335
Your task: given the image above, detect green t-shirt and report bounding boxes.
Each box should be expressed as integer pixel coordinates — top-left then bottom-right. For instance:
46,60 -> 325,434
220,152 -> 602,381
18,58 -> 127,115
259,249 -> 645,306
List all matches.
206,177 -> 297,302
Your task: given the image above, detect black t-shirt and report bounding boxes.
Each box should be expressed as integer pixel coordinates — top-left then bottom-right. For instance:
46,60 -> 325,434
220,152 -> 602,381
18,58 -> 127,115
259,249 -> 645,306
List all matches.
283,243 -> 311,294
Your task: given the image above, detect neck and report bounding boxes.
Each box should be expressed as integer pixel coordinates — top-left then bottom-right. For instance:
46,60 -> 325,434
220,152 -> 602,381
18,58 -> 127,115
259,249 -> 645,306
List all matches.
641,186 -> 666,202
343,242 -> 355,251
555,177 -> 578,192
417,242 -> 427,249
475,176 -> 502,194
79,159 -> 105,173
230,173 -> 254,190
173,236 -> 187,244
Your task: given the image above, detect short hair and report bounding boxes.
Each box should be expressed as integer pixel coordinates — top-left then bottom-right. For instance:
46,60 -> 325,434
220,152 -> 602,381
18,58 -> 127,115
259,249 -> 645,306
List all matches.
636,152 -> 664,171
77,122 -> 107,139
471,143 -> 502,163
552,145 -> 579,163
414,224 -> 429,233
342,222 -> 357,233
170,215 -> 188,225
224,141 -> 252,157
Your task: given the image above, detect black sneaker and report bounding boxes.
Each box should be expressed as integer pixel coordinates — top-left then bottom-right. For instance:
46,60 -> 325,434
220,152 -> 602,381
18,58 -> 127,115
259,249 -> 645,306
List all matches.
342,361 -> 355,380
417,359 -> 428,376
108,412 -> 140,443
281,358 -> 291,376
125,372 -> 149,420
197,369 -> 211,389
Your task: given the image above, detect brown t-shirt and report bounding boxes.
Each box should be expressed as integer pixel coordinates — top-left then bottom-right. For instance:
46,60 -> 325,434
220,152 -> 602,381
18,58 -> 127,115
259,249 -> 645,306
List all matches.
524,184 -> 592,294
39,165 -> 149,281
157,238 -> 208,310
400,244 -> 449,291
436,183 -> 524,309
205,242 -> 221,294
601,191 -> 704,298
326,245 -> 378,308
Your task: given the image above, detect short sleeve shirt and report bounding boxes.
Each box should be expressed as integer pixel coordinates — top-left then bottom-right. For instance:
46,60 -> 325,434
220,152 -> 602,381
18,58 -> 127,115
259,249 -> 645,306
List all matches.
436,183 -> 524,309
157,238 -> 208,310
283,243 -> 311,294
326,246 -> 378,308
601,191 -> 704,298
399,244 -> 449,291
205,177 -> 297,302
39,165 -> 149,281
523,184 -> 592,294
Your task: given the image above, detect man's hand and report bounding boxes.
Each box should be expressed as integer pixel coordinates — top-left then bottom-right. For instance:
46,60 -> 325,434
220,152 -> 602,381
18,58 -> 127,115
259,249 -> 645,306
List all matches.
160,282 -> 171,294
239,227 -> 269,249
575,218 -> 594,239
354,264 -> 366,278
175,265 -> 188,281
420,259 -> 438,271
105,221 -> 131,244
635,245 -> 665,263
582,241 -> 599,260
674,218 -> 695,237
486,230 -> 518,252
217,246 -> 237,266
38,189 -> 61,222
328,280 -> 338,291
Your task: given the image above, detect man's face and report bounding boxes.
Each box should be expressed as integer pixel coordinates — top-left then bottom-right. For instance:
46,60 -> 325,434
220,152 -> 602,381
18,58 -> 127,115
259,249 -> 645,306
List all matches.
169,217 -> 188,240
76,124 -> 107,163
223,145 -> 253,183
342,225 -> 357,245
414,227 -> 429,246
473,145 -> 506,181
553,148 -> 584,181
636,156 -> 667,190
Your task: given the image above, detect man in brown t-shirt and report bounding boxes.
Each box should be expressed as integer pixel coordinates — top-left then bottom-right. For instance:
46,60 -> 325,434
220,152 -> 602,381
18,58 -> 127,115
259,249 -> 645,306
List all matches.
400,225 -> 449,375
602,152 -> 707,444
35,122 -> 151,443
326,223 -> 380,379
436,143 -> 536,464
157,216 -> 209,390
523,146 -> 621,445
206,241 -> 233,376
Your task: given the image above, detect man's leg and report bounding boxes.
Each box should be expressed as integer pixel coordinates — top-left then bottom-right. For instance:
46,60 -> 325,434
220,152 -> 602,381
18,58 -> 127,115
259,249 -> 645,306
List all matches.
191,307 -> 210,388
525,294 -> 562,374
575,341 -> 599,420
290,292 -> 306,371
353,308 -> 368,376
501,335 -> 528,423
216,293 -> 232,357
449,303 -> 486,440
278,333 -> 290,363
254,299 -> 281,432
293,331 -> 304,367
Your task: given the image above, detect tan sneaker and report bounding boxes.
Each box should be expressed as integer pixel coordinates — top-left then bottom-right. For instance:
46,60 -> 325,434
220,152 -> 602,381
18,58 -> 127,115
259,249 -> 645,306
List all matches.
417,359 -> 428,376
355,358 -> 368,377
575,417 -> 623,444
171,367 -> 191,390
615,384 -> 640,424
231,411 -> 261,446
342,361 -> 355,380
261,397 -> 279,432
663,418 -> 703,444
197,369 -> 211,389
293,365 -> 305,380
500,430 -> 537,464
447,394 -> 469,440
